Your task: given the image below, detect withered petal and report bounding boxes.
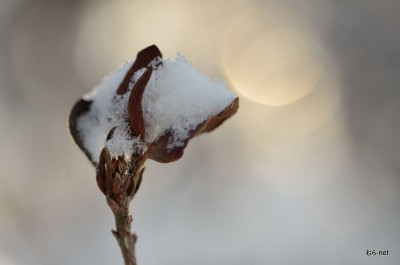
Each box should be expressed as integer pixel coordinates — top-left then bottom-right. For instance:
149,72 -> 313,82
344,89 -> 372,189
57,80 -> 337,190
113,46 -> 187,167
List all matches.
193,97 -> 239,136
146,132 -> 186,163
146,97 -> 239,163
116,45 -> 162,95
68,98 -> 96,166
128,67 -> 153,140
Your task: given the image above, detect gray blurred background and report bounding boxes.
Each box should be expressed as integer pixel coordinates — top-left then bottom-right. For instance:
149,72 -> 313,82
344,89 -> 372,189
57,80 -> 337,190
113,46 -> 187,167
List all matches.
1,0 -> 399,264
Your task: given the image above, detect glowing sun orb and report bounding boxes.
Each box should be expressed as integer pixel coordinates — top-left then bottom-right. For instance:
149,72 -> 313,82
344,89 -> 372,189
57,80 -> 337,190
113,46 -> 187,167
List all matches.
223,8 -> 328,106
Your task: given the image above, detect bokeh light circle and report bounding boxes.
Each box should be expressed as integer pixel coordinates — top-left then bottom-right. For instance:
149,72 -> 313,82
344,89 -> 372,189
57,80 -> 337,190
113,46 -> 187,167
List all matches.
223,7 -> 329,106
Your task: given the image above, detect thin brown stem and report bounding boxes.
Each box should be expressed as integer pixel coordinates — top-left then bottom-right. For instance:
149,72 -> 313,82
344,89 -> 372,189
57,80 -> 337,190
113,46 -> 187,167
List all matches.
108,198 -> 137,265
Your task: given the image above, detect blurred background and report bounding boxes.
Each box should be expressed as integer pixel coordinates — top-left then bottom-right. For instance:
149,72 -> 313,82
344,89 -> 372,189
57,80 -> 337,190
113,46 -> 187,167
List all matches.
1,0 -> 399,264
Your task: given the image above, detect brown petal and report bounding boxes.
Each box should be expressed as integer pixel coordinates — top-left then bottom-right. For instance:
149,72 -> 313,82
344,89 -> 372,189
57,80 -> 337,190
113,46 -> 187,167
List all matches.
193,97 -> 239,136
146,132 -> 186,163
146,97 -> 239,163
128,67 -> 153,140
116,45 -> 162,95
68,99 -> 96,166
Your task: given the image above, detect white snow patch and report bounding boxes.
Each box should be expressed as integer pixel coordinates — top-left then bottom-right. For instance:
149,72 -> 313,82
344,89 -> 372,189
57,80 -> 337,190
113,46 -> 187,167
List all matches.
77,61 -> 142,162
76,54 -> 236,163
142,54 -> 236,147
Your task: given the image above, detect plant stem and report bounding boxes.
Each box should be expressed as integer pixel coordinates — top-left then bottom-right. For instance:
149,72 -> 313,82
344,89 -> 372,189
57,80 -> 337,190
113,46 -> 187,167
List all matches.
97,147 -> 145,265
108,198 -> 137,265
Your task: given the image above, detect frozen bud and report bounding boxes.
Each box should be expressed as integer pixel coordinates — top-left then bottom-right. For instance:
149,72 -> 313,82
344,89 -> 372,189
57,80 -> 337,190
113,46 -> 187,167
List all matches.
69,45 -> 239,166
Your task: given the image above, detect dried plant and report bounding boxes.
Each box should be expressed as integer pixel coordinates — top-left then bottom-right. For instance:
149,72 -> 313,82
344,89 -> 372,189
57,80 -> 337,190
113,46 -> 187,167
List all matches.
69,45 -> 238,264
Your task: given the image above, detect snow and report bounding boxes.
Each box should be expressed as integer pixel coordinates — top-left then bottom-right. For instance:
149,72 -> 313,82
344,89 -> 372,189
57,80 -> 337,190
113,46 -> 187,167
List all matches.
77,61 -> 141,162
77,54 -> 236,163
142,54 -> 236,147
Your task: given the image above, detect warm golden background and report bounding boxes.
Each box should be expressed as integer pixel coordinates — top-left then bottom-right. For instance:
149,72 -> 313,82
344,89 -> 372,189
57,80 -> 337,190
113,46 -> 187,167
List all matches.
1,0 -> 399,264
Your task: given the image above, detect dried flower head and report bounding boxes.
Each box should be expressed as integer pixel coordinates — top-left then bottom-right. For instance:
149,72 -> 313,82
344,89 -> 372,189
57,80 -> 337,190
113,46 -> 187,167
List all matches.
69,45 -> 239,265
69,45 -> 238,167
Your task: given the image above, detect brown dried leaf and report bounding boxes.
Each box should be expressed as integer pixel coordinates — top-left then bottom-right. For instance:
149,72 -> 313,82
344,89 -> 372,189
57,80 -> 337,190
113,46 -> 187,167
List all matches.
116,45 -> 162,95
146,132 -> 185,163
68,99 -> 96,165
146,97 -> 239,163
193,97 -> 239,136
128,67 -> 153,140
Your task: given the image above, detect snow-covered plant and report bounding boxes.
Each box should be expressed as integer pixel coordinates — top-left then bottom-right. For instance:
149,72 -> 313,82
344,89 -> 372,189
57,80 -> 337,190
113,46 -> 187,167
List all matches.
69,45 -> 238,265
